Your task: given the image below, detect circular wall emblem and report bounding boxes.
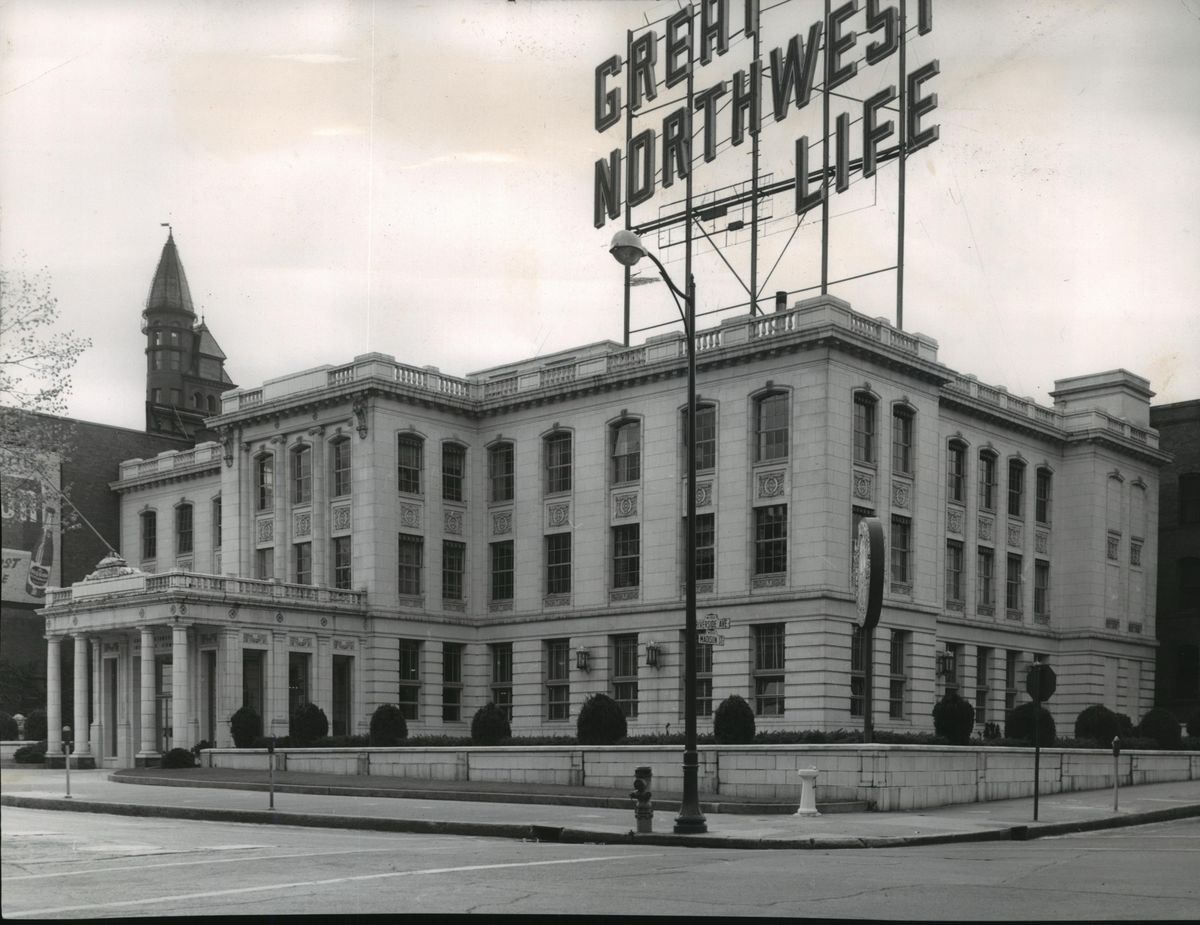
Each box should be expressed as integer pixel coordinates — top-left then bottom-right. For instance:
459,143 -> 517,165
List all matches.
321,617 -> 328,627
276,613 -> 284,623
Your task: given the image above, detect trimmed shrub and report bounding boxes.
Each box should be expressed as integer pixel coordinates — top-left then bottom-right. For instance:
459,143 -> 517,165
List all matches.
161,747 -> 195,768
1005,702 -> 1056,746
470,702 -> 512,746
1138,707 -> 1182,749
982,721 -> 1002,741
1187,711 -> 1200,738
230,705 -> 262,748
713,694 -> 756,745
290,703 -> 329,746
14,741 -> 47,763
1115,713 -> 1135,737
576,693 -> 627,745
0,710 -> 18,740
1074,704 -> 1120,744
369,704 -> 408,747
932,690 -> 975,745
24,708 -> 47,742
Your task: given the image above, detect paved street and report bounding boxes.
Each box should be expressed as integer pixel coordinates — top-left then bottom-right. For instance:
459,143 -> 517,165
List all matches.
3,805 -> 1198,919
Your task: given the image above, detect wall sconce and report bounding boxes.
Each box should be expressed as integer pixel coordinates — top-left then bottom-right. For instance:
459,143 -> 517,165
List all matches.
936,651 -> 956,679
575,647 -> 590,671
645,641 -> 662,669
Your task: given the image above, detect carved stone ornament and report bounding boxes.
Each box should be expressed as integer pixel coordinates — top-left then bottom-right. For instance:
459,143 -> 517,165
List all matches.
1035,531 -> 1048,554
696,481 -> 713,508
399,503 -> 421,529
1007,522 -> 1022,548
333,639 -> 355,651
757,471 -> 785,499
548,502 -> 570,527
853,470 -> 874,501
352,397 -> 368,439
978,516 -> 994,542
613,493 -> 638,518
243,632 -> 268,645
492,511 -> 513,536
444,510 -> 463,535
289,636 -> 313,648
609,588 -> 639,602
332,505 -> 351,532
752,575 -> 787,589
892,481 -> 911,509
293,512 -> 312,538
256,518 -> 274,544
219,430 -> 234,467
946,508 -> 964,535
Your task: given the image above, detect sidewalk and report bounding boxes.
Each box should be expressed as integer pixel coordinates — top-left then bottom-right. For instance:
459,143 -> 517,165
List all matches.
2,765 -> 1198,850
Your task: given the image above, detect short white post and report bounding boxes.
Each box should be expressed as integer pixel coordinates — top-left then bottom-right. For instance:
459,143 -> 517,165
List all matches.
795,767 -> 820,817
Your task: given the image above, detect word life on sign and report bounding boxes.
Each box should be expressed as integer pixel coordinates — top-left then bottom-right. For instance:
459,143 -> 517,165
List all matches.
594,0 -> 940,228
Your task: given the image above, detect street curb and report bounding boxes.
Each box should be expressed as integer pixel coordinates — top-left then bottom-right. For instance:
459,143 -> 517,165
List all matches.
5,793 -> 1196,850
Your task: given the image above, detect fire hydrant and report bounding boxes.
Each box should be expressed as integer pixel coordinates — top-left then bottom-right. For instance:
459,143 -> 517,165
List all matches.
630,766 -> 653,833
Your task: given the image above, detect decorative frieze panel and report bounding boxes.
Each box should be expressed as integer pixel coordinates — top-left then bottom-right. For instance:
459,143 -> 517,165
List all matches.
243,632 -> 268,645
1034,613 -> 1050,625
443,600 -> 466,613
491,510 -> 513,536
293,512 -> 312,538
891,581 -> 912,596
978,516 -> 994,543
399,503 -> 422,530
397,595 -> 424,608
547,501 -> 570,529
946,507 -> 964,536
852,469 -> 874,503
103,642 -> 121,654
891,481 -> 911,510
489,601 -> 513,613
333,639 -> 355,651
609,588 -> 639,602
543,594 -> 571,608
1007,522 -> 1022,548
256,517 -> 274,545
199,633 -> 218,646
613,492 -> 638,519
696,480 -> 713,509
946,600 -> 964,612
331,504 -> 351,533
752,575 -> 787,590
444,510 -> 463,535
1006,609 -> 1023,622
289,635 -> 313,648
176,558 -> 193,571
1035,531 -> 1048,554
977,604 -> 995,617
756,471 -> 786,499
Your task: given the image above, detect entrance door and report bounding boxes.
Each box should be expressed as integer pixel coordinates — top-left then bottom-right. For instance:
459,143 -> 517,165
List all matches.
156,658 -> 173,752
105,659 -> 118,758
332,655 -> 352,736
203,651 -> 217,743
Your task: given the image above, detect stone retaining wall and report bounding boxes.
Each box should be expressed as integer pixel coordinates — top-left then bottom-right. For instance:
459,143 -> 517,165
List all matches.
204,744 -> 1200,810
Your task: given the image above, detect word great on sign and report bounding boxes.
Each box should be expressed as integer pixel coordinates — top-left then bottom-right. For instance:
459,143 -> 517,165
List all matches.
594,0 -> 939,229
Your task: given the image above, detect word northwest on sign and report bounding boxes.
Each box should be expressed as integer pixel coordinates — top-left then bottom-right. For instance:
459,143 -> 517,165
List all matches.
593,0 -> 939,228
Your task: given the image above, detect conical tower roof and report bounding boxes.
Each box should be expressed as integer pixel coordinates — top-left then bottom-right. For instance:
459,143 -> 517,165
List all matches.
145,230 -> 195,315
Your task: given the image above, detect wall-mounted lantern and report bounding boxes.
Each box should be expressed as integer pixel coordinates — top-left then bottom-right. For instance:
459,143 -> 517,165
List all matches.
645,640 -> 662,669
575,647 -> 590,671
936,650 -> 956,679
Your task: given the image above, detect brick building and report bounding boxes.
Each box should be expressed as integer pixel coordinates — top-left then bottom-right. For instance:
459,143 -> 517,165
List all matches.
38,289 -> 1169,767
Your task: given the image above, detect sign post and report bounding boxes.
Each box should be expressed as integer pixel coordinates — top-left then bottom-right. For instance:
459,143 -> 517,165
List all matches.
1112,736 -> 1121,811
268,735 -> 276,810
1025,663 -> 1057,822
853,519 -> 885,744
63,725 -> 72,799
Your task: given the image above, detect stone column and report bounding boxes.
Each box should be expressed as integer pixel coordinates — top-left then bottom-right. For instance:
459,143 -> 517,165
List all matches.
172,623 -> 190,751
241,442 -> 254,577
269,630 -> 289,738
137,626 -> 158,761
73,635 -> 91,760
272,439 -> 287,581
217,628 -> 242,747
189,629 -> 202,746
315,634 -> 332,721
46,636 -> 63,758
90,638 -> 102,760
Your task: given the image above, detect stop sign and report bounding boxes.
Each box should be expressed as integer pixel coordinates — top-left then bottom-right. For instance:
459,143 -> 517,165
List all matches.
1026,663 -> 1057,703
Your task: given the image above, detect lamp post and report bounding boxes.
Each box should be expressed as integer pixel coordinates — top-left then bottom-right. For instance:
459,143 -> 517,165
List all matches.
609,229 -> 707,835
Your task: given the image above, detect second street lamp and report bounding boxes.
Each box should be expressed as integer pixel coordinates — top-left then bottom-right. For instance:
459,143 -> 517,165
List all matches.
609,229 -> 707,835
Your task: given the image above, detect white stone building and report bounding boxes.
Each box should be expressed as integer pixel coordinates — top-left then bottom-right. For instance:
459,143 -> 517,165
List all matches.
41,294 -> 1166,767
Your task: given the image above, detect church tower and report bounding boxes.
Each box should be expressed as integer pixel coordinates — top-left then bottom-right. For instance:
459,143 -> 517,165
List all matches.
143,229 -> 235,439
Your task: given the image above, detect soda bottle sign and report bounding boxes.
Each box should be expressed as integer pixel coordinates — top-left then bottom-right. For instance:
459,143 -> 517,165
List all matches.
25,506 -> 56,598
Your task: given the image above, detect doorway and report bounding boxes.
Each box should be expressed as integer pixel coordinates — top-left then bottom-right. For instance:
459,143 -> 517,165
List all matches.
156,657 -> 172,752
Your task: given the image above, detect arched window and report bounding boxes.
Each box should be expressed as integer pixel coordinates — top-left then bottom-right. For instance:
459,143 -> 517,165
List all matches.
754,392 -> 788,462
1181,474 -> 1200,525
947,440 -> 967,503
544,431 -> 572,494
488,442 -> 514,502
175,503 -> 193,555
141,510 -> 157,561
396,434 -> 424,494
255,455 -> 274,511
192,391 -> 203,408
892,405 -> 915,475
330,437 -> 352,497
611,419 -> 641,484
206,395 -> 218,414
853,393 -> 876,464
291,445 -> 312,504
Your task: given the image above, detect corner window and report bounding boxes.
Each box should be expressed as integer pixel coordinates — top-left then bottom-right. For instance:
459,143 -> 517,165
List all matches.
754,505 -> 788,575
691,512 -> 715,582
490,643 -> 513,720
754,392 -> 789,462
398,534 -> 423,596
294,542 -> 312,585
890,516 -> 912,584
488,442 -> 514,503
490,540 -> 514,602
612,524 -> 640,588
945,540 -> 964,603
1006,553 -> 1024,613
442,643 -> 463,723
255,547 -> 274,580
545,638 -> 570,721
853,393 -> 876,465
175,503 -> 193,556
611,634 -> 639,718
397,435 -> 423,495
611,420 -> 641,484
442,540 -> 465,601
332,536 -> 352,590
442,443 -> 465,502
888,630 -> 909,719
398,640 -> 420,720
1034,559 -> 1049,619
545,431 -> 572,494
546,533 -> 572,595
291,445 -> 312,505
753,623 -> 785,716
1035,467 -> 1052,524
947,441 -> 966,503
685,403 -> 717,471
892,406 -> 914,475
977,547 -> 995,609
255,455 -> 274,511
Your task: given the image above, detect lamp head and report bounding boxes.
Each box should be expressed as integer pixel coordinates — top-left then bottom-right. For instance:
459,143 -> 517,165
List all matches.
609,229 -> 647,267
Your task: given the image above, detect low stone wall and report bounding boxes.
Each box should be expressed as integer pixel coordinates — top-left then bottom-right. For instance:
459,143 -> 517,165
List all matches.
0,741 -> 26,762
204,744 -> 1200,811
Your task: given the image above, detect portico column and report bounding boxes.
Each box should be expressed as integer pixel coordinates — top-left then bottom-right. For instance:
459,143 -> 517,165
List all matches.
270,629 -> 289,738
217,628 -> 242,747
138,626 -> 157,759
90,638 -> 102,759
73,635 -> 91,758
172,623 -> 190,751
46,636 -> 63,758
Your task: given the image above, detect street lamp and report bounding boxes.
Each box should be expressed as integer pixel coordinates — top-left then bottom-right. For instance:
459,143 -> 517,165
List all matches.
609,229 -> 707,835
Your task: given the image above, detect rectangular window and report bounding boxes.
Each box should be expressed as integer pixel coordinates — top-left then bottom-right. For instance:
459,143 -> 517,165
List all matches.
256,456 -> 274,511
612,421 -> 641,483
692,513 -> 715,582
947,443 -> 966,503
977,547 -> 995,610
490,540 -> 514,601
398,640 -> 420,720
490,643 -> 513,720
292,447 -> 312,504
611,634 -> 639,718
892,408 -> 914,475
975,647 -> 991,724
294,542 -> 312,585
545,432 -> 572,494
612,524 -> 640,588
255,547 -> 274,581
1106,531 -> 1121,561
1008,460 -> 1025,518
1004,650 -> 1020,713
1034,559 -> 1049,618
946,540 -> 964,603
753,623 -> 785,716
694,639 -> 713,718
890,516 -> 912,584
1035,468 -> 1051,524
888,630 -> 909,719
755,393 -> 789,462
943,642 -> 962,694
690,404 -> 717,471
545,638 -> 570,721
853,395 -> 876,464
332,439 -> 352,497
545,533 -> 572,595
1130,538 -> 1143,568
1006,553 -> 1023,613
489,443 -> 514,502
175,505 -> 193,555
850,624 -> 865,717
212,497 -> 222,550
332,536 -> 352,590
142,511 -> 157,560
442,444 -> 465,502
442,642 -> 463,723
754,504 -> 788,575
442,540 -> 465,601
979,454 -> 996,511
397,436 -> 423,494
398,534 -> 423,596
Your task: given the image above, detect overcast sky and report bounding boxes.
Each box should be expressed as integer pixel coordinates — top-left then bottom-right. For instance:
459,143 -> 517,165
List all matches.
2,0 -> 1197,432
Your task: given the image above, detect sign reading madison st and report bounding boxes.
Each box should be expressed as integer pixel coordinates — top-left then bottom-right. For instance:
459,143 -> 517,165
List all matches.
593,0 -> 939,228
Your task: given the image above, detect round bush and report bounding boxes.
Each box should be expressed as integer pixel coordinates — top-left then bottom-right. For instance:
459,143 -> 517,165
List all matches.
713,694 -> 756,745
576,693 -> 627,745
1115,713 -> 1135,737
1074,704 -> 1120,744
470,702 -> 512,746
0,711 -> 18,740
1186,711 -> 1200,738
1138,707 -> 1182,749
230,705 -> 262,748
932,690 -> 975,745
161,747 -> 195,768
290,703 -> 329,746
1005,702 -> 1055,746
24,708 -> 47,742
369,704 -> 408,746
14,741 -> 47,763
